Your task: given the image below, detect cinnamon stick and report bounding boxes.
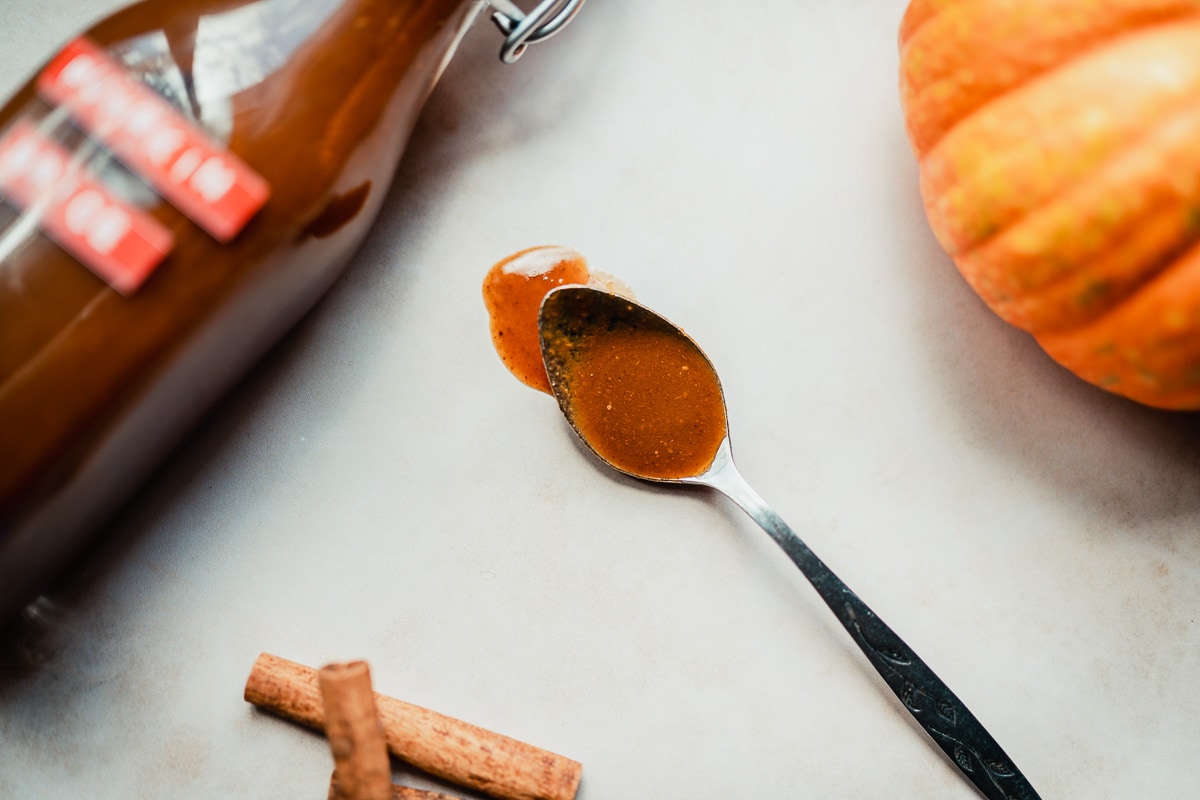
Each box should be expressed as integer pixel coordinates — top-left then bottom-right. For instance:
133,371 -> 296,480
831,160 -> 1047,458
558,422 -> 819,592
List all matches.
329,771 -> 465,800
319,661 -> 392,800
245,653 -> 582,800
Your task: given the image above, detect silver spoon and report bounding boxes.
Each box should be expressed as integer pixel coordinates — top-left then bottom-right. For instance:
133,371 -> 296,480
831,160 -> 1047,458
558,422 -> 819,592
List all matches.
537,285 -> 1041,800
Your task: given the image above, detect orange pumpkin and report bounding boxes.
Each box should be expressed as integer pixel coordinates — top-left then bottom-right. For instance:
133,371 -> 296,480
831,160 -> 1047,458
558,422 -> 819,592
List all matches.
900,0 -> 1200,409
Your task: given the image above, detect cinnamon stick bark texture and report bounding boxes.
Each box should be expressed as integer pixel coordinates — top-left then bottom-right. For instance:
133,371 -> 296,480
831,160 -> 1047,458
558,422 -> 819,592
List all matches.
245,653 -> 582,800
319,661 -> 393,800
329,772 -> 465,800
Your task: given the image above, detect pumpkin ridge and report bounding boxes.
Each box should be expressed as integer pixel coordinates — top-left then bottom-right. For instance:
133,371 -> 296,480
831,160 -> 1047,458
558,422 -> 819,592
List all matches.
1034,243 -> 1200,408
902,0 -> 1200,157
952,99 -> 1200,333
897,0 -> 949,46
921,20 -> 1200,260
992,212 -> 1200,335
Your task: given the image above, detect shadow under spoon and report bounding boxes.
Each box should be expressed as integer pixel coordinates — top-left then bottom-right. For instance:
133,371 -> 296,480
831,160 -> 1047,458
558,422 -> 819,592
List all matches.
537,285 -> 1040,800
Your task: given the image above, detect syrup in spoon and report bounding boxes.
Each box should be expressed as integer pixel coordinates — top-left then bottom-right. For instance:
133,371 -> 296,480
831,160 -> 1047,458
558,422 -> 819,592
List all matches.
537,285 -> 1041,800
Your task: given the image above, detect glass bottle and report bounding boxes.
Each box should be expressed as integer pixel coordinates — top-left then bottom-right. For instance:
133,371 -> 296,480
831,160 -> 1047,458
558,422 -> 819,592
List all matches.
0,0 -> 578,618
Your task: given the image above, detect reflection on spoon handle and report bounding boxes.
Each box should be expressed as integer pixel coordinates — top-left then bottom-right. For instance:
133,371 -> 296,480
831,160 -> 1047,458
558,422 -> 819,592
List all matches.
690,439 -> 1041,800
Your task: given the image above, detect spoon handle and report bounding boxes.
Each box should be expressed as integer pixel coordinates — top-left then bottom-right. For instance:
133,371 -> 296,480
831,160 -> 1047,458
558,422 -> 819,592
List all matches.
695,443 -> 1040,800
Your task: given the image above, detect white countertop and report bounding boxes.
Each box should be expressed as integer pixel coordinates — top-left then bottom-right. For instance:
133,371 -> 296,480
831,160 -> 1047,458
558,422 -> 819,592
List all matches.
2,1 -> 1199,798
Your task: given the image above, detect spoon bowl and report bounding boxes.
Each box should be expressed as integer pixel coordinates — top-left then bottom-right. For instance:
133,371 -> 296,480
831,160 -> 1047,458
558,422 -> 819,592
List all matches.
538,285 -> 1041,800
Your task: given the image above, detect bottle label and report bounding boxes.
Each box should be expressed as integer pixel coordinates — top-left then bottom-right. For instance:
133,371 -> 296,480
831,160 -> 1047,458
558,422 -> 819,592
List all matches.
0,120 -> 174,295
37,37 -> 270,243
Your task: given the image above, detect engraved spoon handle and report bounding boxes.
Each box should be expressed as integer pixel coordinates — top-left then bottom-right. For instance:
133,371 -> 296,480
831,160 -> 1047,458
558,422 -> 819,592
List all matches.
689,439 -> 1041,800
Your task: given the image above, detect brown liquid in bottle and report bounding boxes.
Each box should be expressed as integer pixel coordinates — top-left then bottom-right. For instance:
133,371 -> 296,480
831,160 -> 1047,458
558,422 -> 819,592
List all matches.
0,0 -> 479,617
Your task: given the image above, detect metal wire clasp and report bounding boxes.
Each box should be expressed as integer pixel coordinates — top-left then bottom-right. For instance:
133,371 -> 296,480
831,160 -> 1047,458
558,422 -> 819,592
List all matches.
489,0 -> 586,63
